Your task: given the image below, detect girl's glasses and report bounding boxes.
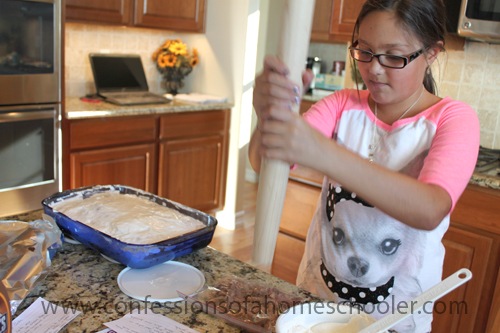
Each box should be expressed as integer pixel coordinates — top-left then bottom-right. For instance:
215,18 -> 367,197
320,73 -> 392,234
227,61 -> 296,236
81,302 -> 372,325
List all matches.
349,41 -> 425,69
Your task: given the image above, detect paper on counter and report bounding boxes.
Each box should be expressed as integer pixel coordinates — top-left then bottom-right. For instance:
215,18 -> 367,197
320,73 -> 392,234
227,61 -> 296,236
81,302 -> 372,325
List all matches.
173,93 -> 228,104
12,297 -> 81,333
104,312 -> 198,333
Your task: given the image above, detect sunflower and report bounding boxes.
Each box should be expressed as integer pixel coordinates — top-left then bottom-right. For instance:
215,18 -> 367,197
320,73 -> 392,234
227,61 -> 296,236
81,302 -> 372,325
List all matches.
190,56 -> 199,67
169,41 -> 188,56
158,53 -> 177,68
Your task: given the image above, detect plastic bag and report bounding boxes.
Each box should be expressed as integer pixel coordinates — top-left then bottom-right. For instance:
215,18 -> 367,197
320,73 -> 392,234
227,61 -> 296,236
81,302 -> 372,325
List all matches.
0,218 -> 62,315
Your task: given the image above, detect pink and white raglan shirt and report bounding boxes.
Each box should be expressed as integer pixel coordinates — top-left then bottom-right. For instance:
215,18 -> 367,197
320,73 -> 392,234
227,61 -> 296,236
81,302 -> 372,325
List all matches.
296,89 -> 479,333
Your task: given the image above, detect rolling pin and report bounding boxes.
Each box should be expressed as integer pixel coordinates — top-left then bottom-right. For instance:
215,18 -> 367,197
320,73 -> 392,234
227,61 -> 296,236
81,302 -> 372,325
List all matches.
252,0 -> 316,268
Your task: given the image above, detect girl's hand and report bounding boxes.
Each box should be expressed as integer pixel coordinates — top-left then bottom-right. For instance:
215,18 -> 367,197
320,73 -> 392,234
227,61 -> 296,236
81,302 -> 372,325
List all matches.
253,55 -> 301,127
252,56 -> 323,166
259,109 -> 327,167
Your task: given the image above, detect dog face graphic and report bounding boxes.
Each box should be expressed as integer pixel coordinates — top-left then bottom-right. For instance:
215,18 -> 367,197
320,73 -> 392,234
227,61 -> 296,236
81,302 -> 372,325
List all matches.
321,185 -> 423,288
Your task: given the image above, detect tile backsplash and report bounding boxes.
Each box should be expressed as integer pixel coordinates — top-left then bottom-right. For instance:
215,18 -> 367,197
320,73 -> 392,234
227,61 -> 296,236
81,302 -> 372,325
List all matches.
440,42 -> 500,149
66,23 -> 500,149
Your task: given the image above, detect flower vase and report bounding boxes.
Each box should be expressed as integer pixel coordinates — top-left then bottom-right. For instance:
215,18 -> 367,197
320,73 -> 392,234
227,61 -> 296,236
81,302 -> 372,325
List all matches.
162,68 -> 191,95
162,77 -> 183,95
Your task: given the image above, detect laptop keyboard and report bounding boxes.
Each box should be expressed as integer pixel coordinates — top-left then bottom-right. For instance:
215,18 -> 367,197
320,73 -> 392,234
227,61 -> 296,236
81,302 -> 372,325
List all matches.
105,92 -> 170,105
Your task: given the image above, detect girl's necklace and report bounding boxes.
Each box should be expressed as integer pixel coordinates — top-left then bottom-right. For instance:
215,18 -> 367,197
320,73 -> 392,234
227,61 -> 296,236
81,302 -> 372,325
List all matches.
368,89 -> 424,163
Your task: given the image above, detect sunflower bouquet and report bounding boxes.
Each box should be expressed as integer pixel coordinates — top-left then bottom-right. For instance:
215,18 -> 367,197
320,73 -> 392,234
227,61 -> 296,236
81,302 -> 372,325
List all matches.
152,39 -> 199,94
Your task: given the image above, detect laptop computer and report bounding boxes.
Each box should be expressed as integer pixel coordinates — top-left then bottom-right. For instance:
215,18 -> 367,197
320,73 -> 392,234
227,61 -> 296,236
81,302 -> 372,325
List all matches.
89,53 -> 171,105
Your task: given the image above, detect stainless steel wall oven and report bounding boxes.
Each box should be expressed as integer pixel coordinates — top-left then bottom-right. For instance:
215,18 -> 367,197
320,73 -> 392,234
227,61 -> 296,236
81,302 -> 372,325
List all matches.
0,0 -> 61,217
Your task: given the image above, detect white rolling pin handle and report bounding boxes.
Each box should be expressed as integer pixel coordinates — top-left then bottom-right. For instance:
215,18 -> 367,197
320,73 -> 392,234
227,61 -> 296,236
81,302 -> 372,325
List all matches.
251,0 -> 316,268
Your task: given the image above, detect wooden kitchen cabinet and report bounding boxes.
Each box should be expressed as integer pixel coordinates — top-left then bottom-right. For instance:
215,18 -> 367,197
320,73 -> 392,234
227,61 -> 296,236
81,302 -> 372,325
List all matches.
70,143 -> 157,192
433,185 -> 500,333
271,179 -> 500,332
271,166 -> 322,283
69,115 -> 158,192
329,0 -> 364,43
310,0 -> 334,42
65,0 -> 206,32
310,0 -> 364,43
134,0 -> 206,32
158,110 -> 229,211
299,99 -> 315,115
65,0 -> 133,25
66,109 -> 230,212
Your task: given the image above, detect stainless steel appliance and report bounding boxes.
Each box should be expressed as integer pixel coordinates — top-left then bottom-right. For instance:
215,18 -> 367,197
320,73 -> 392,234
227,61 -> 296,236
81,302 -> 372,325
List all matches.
0,0 -> 62,217
455,0 -> 500,43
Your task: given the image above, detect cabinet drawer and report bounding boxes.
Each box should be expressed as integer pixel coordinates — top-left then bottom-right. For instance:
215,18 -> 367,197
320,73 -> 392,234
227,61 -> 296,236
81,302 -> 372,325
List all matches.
70,116 -> 158,150
280,179 -> 320,240
160,110 -> 229,140
272,232 -> 305,284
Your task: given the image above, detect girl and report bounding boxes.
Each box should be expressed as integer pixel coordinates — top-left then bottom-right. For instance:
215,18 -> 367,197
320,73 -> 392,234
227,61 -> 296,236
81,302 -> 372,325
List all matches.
249,0 -> 479,332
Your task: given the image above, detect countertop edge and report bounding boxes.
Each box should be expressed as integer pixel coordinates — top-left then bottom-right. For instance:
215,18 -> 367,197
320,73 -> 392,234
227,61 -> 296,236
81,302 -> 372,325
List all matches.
65,97 -> 234,120
469,172 -> 500,190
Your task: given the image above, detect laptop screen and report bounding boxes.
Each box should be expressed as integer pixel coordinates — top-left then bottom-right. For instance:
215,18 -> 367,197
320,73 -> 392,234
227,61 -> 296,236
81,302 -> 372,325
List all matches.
89,54 -> 149,93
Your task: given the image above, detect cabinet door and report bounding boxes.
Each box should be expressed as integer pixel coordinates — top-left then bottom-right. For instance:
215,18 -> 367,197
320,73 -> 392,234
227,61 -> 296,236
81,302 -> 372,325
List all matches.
279,180 -> 319,240
272,232 -> 306,284
432,226 -> 494,333
158,135 -> 225,211
300,100 -> 315,115
329,0 -> 364,43
486,268 -> 500,333
310,0 -> 334,42
65,0 -> 133,25
70,143 -> 157,193
133,0 -> 206,32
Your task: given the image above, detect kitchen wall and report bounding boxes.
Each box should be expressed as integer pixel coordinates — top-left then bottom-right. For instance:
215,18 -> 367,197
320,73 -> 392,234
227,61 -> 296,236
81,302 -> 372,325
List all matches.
64,0 -> 261,230
438,41 -> 500,149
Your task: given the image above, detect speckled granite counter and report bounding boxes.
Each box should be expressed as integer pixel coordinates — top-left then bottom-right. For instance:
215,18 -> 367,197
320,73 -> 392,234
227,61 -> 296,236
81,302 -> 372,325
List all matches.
470,172 -> 500,190
66,97 -> 234,120
8,210 -> 317,333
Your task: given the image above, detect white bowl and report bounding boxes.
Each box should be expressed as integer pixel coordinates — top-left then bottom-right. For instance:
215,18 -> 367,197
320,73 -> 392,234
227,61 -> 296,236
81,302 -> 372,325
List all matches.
276,302 -> 376,333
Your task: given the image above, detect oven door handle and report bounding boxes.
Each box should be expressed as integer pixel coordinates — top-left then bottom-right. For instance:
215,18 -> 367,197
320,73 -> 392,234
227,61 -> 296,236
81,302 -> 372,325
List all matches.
0,110 -> 55,123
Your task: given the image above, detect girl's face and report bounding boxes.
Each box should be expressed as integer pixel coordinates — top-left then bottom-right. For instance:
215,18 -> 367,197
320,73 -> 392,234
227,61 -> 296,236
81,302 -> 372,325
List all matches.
356,10 -> 429,107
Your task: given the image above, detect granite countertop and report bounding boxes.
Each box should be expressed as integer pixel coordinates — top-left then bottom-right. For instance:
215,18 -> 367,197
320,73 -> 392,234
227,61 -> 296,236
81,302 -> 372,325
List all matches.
9,210 -> 317,333
65,97 -> 234,120
469,171 -> 500,190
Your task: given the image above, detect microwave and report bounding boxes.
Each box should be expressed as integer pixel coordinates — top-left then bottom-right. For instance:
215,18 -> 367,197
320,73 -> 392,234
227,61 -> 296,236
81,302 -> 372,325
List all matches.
455,0 -> 500,43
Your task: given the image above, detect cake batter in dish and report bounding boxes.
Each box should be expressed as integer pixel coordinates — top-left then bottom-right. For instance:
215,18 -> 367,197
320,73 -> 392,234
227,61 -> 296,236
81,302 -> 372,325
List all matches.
50,192 -> 205,244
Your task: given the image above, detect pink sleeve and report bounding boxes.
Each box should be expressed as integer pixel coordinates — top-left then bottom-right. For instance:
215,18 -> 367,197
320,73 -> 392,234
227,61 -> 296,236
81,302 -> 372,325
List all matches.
302,90 -> 350,137
418,100 -> 480,211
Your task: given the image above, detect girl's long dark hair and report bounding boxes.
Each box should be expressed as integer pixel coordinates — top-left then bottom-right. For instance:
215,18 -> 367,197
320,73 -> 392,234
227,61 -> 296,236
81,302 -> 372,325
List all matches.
351,0 -> 447,94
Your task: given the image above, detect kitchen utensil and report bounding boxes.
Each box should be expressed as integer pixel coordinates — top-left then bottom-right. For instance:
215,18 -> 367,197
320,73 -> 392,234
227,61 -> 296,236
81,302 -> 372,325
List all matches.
252,0 -> 316,268
358,268 -> 472,333
275,302 -> 376,333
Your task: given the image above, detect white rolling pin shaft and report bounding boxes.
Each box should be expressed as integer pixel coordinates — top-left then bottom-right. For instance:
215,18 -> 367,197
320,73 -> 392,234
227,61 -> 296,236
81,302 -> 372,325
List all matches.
252,0 -> 316,268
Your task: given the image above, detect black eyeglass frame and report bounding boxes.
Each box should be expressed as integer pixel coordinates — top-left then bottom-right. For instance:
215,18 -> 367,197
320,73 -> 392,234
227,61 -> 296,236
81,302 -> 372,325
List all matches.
349,41 -> 426,69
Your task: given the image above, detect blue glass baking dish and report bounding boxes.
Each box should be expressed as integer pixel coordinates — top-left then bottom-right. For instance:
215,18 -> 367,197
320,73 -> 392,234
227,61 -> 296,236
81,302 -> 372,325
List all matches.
41,185 -> 217,269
